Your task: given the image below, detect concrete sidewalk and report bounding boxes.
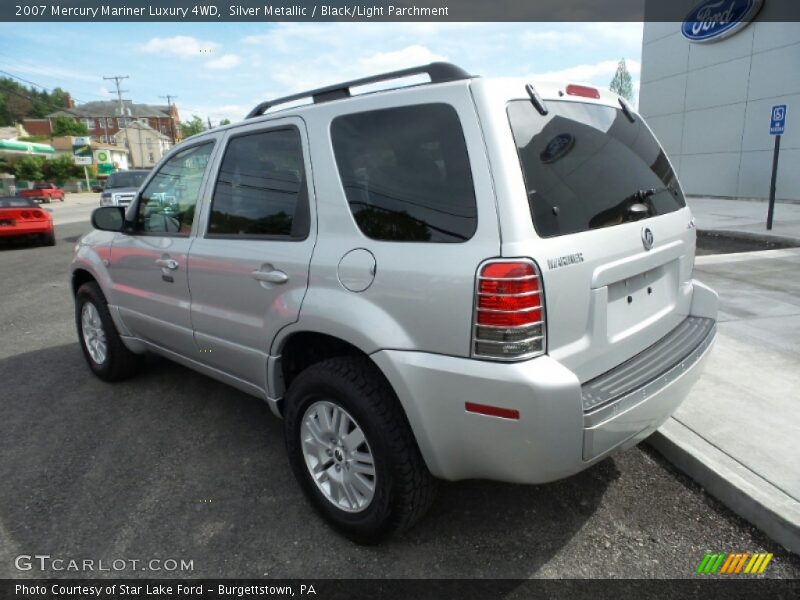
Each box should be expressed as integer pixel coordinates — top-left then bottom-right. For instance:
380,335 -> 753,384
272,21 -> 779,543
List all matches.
649,247 -> 800,554
687,196 -> 800,243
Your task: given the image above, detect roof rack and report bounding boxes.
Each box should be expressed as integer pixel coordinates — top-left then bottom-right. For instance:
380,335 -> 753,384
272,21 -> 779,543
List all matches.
245,62 -> 472,119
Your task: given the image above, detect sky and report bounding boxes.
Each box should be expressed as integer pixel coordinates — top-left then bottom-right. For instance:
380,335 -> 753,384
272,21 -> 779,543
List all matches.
0,22 -> 643,125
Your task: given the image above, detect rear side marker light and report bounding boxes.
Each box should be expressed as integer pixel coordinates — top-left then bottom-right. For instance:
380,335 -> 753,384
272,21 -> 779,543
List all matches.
566,84 -> 601,99
473,259 -> 546,361
465,402 -> 520,420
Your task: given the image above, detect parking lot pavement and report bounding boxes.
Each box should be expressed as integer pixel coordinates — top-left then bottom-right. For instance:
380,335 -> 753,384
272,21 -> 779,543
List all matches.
1,220 -> 799,579
652,248 -> 800,554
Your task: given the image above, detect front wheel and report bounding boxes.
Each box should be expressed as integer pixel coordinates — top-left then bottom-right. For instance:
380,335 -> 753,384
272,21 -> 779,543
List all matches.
283,357 -> 435,544
75,282 -> 140,381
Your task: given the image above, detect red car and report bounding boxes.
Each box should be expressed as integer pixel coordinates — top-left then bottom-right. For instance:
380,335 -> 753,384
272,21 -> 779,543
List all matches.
0,196 -> 55,246
20,182 -> 65,203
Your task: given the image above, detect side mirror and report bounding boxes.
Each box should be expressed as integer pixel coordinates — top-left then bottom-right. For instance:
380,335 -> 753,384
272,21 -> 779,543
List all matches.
91,206 -> 125,232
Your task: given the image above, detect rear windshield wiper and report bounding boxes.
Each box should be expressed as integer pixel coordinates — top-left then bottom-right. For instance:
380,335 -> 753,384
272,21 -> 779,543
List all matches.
588,186 -> 674,229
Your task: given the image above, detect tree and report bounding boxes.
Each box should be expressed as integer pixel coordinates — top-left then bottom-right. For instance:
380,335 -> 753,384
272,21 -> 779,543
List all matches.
610,58 -> 634,102
45,154 -> 81,181
5,94 -> 33,124
0,77 -> 77,126
219,118 -> 231,126
51,116 -> 89,137
180,115 -> 206,138
15,156 -> 46,182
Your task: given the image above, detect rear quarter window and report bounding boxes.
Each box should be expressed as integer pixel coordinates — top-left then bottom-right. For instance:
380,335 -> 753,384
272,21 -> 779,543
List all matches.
331,103 -> 477,243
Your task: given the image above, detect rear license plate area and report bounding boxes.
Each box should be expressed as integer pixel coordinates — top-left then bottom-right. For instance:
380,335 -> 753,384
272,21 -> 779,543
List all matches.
606,261 -> 678,341
0,219 -> 15,226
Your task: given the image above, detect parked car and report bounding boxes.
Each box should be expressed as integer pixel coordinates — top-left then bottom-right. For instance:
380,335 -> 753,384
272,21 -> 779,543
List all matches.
0,196 -> 55,245
99,170 -> 149,207
20,182 -> 64,204
71,63 -> 718,543
91,180 -> 106,193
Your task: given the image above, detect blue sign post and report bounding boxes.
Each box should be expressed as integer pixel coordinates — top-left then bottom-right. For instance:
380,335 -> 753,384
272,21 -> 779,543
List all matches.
767,105 -> 787,230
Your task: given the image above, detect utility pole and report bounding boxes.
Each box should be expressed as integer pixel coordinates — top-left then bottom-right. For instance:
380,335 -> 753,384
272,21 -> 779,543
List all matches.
103,75 -> 132,165
207,116 -> 213,130
159,94 -> 178,145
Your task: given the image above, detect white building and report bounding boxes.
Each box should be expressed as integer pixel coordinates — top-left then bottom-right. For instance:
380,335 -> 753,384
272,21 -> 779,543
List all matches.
115,121 -> 172,169
639,13 -> 799,201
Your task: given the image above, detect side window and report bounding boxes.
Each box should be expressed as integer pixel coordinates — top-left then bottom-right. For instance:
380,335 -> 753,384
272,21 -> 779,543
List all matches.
207,128 -> 309,239
135,142 -> 214,235
331,103 -> 477,243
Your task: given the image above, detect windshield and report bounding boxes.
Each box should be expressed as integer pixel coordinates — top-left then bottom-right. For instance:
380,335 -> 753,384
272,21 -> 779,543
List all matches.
34,183 -> 51,189
0,197 -> 38,208
106,171 -> 148,189
507,99 -> 685,238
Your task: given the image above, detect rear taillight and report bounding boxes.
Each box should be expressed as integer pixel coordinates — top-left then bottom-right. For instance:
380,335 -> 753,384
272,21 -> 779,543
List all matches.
473,259 -> 546,361
32,210 -> 45,219
20,211 -> 31,219
566,84 -> 600,99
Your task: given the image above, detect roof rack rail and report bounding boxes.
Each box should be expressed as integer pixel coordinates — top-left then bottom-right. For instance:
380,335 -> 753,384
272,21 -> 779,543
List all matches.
246,62 -> 472,119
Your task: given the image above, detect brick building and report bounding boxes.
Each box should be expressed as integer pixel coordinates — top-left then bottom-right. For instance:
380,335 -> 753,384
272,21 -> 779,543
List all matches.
22,93 -> 181,146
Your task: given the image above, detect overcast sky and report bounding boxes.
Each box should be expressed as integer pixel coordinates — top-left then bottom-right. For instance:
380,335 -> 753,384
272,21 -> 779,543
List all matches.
0,22 -> 643,124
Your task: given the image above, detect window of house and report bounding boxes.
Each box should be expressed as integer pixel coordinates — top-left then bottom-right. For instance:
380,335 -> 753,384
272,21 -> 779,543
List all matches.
135,142 -> 214,236
82,118 -> 94,129
207,128 -> 309,239
330,103 -> 477,243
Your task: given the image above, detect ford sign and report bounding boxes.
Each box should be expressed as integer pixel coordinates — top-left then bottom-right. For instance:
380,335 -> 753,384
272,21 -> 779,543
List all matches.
681,0 -> 764,43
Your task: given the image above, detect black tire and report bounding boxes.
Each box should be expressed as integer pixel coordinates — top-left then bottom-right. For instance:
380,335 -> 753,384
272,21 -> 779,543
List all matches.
75,281 -> 140,382
42,231 -> 56,246
283,356 -> 435,544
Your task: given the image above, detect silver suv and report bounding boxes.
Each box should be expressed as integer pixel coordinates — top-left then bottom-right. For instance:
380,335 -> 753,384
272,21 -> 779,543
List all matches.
71,63 -> 718,543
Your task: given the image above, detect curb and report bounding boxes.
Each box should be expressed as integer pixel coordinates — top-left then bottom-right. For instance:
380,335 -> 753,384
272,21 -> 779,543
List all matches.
648,418 -> 800,555
697,228 -> 800,248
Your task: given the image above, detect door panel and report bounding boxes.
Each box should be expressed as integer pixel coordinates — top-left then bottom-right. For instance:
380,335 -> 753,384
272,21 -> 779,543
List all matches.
110,141 -> 216,357
188,119 -> 316,390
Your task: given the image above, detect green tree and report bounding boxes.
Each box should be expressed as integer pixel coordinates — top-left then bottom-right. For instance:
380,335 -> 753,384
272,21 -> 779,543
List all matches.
14,156 -> 46,182
219,118 -> 231,126
610,58 -> 634,102
180,115 -> 206,138
45,154 -> 80,181
0,78 -> 77,126
51,116 -> 89,137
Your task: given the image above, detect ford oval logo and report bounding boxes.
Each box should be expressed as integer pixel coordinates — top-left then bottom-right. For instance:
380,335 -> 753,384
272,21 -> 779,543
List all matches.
641,227 -> 654,251
540,133 -> 575,164
681,0 -> 764,43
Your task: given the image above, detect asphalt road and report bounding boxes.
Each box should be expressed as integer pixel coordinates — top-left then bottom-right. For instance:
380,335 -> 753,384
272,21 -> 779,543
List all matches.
0,214 -> 798,579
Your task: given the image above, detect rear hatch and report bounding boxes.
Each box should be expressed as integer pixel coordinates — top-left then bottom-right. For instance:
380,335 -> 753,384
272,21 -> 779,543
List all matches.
503,93 -> 696,382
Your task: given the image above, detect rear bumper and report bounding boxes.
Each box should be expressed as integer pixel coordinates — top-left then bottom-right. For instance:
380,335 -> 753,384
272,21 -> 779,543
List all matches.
0,221 -> 52,237
373,280 -> 718,484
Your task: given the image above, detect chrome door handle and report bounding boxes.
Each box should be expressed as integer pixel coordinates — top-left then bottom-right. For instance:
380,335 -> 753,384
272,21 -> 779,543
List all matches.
252,269 -> 289,284
155,258 -> 179,270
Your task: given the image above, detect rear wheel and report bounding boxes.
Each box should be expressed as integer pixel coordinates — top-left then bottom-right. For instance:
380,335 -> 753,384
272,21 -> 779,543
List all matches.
42,231 -> 56,246
283,356 -> 435,544
75,282 -> 140,381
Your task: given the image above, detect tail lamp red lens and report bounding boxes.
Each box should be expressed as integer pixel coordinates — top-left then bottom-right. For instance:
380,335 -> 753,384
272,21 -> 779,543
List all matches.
566,84 -> 601,99
473,260 -> 546,360
465,402 -> 520,420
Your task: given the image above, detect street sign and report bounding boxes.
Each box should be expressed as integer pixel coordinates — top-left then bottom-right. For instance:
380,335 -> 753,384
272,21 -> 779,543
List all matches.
72,136 -> 92,165
770,104 -> 786,136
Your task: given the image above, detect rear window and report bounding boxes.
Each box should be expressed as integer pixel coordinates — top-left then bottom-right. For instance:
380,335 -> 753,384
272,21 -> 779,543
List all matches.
106,171 -> 148,189
331,103 -> 477,243
507,100 -> 685,238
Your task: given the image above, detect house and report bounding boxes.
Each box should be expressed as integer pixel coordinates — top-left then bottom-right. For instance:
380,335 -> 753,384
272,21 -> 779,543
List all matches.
22,94 -> 182,145
114,121 -> 171,169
